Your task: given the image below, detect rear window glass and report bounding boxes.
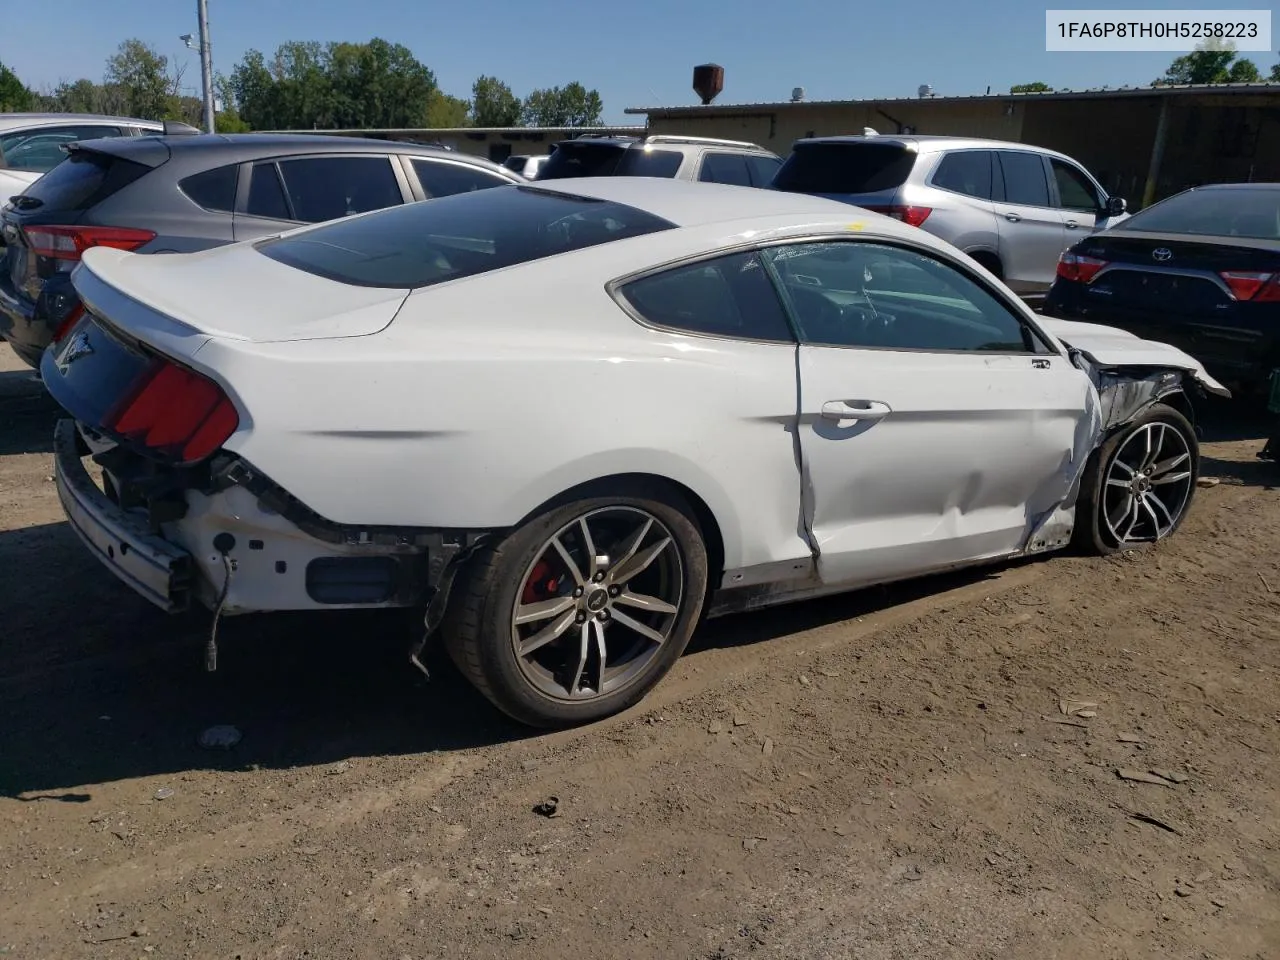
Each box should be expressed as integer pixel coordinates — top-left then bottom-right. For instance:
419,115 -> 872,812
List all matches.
1116,188 -> 1280,240
256,185 -> 676,289
18,152 -> 149,212
537,142 -> 683,180
772,142 -> 915,195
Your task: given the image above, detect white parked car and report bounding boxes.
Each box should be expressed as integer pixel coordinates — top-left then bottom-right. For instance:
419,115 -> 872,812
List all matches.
43,178 -> 1227,727
0,113 -> 164,200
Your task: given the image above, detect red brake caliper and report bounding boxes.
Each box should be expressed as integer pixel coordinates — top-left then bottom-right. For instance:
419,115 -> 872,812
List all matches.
521,560 -> 559,605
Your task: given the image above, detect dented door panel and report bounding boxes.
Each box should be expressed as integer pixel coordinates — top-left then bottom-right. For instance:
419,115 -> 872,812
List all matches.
797,347 -> 1100,588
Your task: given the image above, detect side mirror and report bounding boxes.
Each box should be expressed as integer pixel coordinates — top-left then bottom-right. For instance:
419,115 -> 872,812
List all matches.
1104,195 -> 1127,217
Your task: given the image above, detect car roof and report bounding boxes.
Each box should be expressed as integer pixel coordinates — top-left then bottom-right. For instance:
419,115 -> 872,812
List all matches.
1183,182 -> 1280,191
82,132 -> 516,174
796,133 -> 1070,156
527,176 -> 900,228
0,113 -> 162,132
554,134 -> 775,155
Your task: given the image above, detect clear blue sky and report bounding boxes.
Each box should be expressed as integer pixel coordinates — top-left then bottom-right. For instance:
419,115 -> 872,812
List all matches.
5,0 -> 1277,123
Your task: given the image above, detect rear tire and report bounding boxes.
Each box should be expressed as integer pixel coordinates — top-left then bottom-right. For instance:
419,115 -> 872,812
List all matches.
1073,402 -> 1198,555
442,483 -> 709,728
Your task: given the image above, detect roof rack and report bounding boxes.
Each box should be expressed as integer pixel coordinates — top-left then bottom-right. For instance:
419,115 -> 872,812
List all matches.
643,134 -> 761,148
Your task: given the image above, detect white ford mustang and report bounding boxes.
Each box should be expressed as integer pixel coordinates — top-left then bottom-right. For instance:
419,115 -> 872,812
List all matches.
42,178 -> 1228,727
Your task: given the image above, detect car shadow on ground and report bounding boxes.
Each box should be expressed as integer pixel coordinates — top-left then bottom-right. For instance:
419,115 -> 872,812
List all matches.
0,372 -> 57,457
1194,395 -> 1278,489
0,512 -> 1009,799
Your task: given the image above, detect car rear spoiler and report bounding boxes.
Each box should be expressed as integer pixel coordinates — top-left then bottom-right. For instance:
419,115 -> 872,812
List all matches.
162,120 -> 201,136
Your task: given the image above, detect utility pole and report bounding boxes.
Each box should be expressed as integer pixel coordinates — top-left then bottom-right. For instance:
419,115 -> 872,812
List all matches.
198,0 -> 215,133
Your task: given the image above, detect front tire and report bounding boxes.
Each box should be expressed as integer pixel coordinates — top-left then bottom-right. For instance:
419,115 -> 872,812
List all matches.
1074,402 -> 1198,555
442,484 -> 709,728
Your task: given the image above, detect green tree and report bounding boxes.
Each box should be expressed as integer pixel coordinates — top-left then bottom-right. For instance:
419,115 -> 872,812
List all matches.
1010,81 -> 1051,93
1271,59 -> 1280,81
212,73 -> 251,131
0,60 -> 32,111
1158,40 -> 1260,84
228,39 -> 437,130
228,50 -> 282,128
105,39 -> 172,119
426,90 -> 470,127
325,39 -> 435,127
522,82 -> 603,126
471,75 -> 521,126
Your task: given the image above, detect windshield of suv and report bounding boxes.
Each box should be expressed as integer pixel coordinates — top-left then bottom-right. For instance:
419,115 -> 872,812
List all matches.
536,142 -> 683,179
771,141 -> 916,195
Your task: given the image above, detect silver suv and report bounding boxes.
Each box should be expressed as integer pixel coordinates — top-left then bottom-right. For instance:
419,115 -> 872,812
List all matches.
536,134 -> 782,186
770,134 -> 1129,297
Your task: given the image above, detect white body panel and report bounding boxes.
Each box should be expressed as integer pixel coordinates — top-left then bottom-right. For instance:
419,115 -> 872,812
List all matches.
798,347 -> 1098,585
62,179 -> 1226,614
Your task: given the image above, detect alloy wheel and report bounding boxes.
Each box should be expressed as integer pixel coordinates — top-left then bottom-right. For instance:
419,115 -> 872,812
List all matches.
510,506 -> 684,702
1102,421 -> 1194,545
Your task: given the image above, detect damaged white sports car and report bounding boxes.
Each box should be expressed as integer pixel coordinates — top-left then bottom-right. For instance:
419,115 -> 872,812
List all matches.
44,178 -> 1228,727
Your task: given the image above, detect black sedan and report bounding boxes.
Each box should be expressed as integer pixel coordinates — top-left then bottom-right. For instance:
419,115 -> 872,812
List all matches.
1045,183 -> 1280,399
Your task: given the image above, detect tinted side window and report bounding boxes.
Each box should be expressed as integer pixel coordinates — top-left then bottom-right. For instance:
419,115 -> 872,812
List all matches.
746,154 -> 782,187
277,156 -> 403,223
931,151 -> 992,200
998,152 -> 1050,207
616,148 -> 683,178
1050,158 -> 1101,212
180,164 -> 238,212
764,241 -> 1046,353
620,251 -> 793,342
699,153 -> 752,186
412,159 -> 512,198
246,163 -> 292,220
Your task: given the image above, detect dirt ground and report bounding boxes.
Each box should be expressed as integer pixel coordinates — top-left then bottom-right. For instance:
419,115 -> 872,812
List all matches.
1,343 -> 1278,960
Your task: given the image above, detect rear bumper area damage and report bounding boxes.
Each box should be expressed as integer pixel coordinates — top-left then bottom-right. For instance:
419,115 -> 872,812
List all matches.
53,419 -> 491,616
53,419 -> 193,611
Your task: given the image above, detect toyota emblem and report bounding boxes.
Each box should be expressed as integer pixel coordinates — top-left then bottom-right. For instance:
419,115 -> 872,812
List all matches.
1152,247 -> 1173,262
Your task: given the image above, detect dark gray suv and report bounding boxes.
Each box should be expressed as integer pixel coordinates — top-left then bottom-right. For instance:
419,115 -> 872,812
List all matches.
0,133 -> 522,368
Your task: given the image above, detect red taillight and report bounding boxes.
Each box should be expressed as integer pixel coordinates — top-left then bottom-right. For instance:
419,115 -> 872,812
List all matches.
105,360 -> 238,462
1219,270 -> 1280,302
50,304 -> 85,344
24,224 -> 156,268
1057,251 -> 1109,284
863,205 -> 932,227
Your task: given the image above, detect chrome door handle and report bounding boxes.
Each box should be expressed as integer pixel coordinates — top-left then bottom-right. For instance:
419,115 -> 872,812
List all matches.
1065,220 -> 1079,229
1004,212 -> 1022,222
821,400 -> 892,421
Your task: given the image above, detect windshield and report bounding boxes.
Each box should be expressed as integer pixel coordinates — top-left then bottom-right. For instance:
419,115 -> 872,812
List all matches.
1115,187 -> 1280,240
256,185 -> 676,289
771,141 -> 916,195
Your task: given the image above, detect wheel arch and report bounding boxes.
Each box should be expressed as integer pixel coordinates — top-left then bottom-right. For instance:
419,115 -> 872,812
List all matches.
511,471 -> 728,591
965,248 -> 1003,279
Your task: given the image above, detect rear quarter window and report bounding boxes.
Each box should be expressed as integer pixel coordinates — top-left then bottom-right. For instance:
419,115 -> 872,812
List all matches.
256,185 -> 676,289
772,142 -> 916,194
179,164 -> 238,212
